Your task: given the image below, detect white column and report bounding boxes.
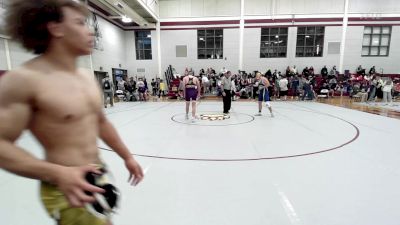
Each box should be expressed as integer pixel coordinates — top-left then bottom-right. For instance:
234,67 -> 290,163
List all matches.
157,21 -> 162,77
339,0 -> 349,74
238,0 -> 245,70
89,54 -> 94,73
271,0 -> 276,19
4,39 -> 12,70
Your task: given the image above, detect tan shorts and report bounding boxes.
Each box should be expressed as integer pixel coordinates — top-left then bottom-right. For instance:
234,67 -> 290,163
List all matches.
40,163 -> 113,225
40,182 -> 108,225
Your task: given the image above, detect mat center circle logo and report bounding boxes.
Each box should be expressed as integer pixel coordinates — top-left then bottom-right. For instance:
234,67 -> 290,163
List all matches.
200,114 -> 230,121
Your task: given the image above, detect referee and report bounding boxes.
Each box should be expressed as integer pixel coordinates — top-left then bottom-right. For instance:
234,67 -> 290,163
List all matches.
220,71 -> 232,114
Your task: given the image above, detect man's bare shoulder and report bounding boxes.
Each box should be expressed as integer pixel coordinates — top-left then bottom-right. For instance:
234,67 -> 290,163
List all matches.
3,55 -> 54,82
0,67 -> 38,91
0,69 -> 36,108
77,68 -> 96,83
77,68 -> 93,77
2,67 -> 38,80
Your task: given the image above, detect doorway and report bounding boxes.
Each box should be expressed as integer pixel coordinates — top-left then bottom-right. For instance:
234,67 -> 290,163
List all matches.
94,71 -> 108,88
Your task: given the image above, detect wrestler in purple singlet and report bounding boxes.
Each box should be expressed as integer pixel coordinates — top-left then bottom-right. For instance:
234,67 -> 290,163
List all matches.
185,76 -> 198,101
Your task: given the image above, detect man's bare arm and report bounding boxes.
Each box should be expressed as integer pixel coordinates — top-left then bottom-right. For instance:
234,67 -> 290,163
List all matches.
98,113 -> 132,161
0,72 -> 104,207
0,72 -> 63,183
87,69 -> 144,185
197,78 -> 201,98
98,113 -> 144,184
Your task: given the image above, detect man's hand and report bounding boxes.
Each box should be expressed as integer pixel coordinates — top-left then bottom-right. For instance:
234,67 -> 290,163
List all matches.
125,157 -> 144,186
55,165 -> 105,208
222,91 -> 226,97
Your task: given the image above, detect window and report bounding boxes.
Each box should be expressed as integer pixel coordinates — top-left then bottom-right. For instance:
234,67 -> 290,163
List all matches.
260,27 -> 288,58
362,26 -> 391,56
135,30 -> 152,60
198,29 -> 223,59
296,26 -> 324,57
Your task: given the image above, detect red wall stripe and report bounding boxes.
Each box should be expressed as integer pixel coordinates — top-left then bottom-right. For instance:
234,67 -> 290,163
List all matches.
245,18 -> 343,24
348,17 -> 400,21
244,24 -> 343,28
160,20 -> 240,26
161,26 -> 240,30
347,23 -> 400,26
160,17 -> 400,28
160,23 -> 400,31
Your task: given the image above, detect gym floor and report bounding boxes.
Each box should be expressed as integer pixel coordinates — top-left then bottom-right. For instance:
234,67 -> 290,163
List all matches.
1,99 -> 400,225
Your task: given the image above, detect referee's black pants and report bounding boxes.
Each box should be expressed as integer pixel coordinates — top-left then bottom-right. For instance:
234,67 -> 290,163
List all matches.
223,89 -> 232,113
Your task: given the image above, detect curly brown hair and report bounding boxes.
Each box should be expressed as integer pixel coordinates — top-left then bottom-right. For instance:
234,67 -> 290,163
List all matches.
5,0 -> 89,54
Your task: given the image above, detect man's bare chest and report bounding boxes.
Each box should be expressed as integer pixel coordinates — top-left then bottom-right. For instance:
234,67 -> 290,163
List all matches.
32,78 -> 102,121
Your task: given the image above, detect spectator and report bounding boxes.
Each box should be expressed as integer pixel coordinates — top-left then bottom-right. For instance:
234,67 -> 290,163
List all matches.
151,79 -> 157,96
357,65 -> 365,75
117,78 -> 126,91
129,77 -> 136,92
201,75 -> 210,94
102,74 -> 114,108
291,65 -> 297,75
367,76 -> 377,102
220,67 -> 227,74
285,66 -> 290,77
279,75 -> 289,101
302,67 -> 310,77
199,68 -> 205,76
321,65 -> 328,78
159,79 -> 167,97
329,66 -> 337,79
329,77 -> 338,97
382,77 -> 394,106
302,76 -> 314,101
309,66 -> 315,76
137,78 -> 147,101
369,66 -> 376,75
265,69 -> 272,78
291,74 -> 300,99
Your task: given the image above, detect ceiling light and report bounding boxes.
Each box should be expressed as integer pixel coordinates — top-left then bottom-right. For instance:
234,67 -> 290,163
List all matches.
115,2 -> 124,9
122,16 -> 132,23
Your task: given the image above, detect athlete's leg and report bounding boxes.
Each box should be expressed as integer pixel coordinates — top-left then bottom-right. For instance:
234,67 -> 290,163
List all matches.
191,100 -> 197,118
185,101 -> 190,119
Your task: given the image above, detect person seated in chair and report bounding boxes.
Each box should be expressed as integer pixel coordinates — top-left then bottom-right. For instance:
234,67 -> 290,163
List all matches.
137,78 -> 147,101
321,66 -> 328,78
329,77 -> 338,97
369,66 -> 376,75
356,65 -> 366,76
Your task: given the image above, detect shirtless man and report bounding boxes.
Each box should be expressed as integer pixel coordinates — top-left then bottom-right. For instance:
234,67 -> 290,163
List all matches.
0,1 -> 143,224
255,72 -> 274,117
182,72 -> 201,121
